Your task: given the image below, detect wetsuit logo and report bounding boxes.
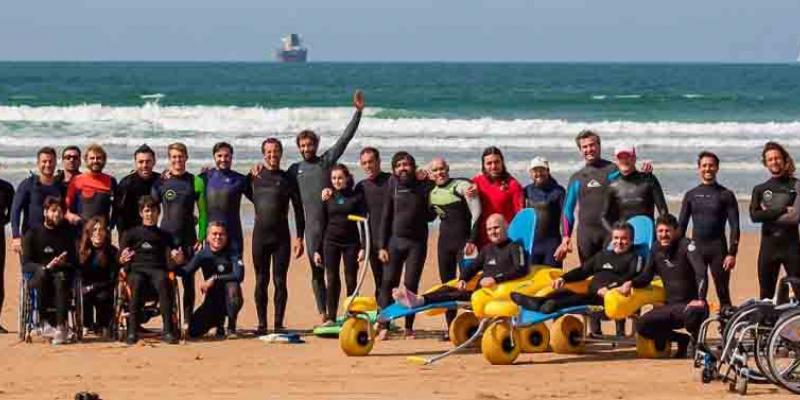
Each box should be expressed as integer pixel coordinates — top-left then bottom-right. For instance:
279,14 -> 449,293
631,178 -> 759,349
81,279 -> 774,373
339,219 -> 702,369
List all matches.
763,190 -> 773,202
487,258 -> 497,265
217,264 -> 226,273
688,242 -> 696,252
164,189 -> 177,201
141,242 -> 153,250
602,262 -> 613,270
44,246 -> 54,254
587,179 -> 602,188
664,259 -> 676,268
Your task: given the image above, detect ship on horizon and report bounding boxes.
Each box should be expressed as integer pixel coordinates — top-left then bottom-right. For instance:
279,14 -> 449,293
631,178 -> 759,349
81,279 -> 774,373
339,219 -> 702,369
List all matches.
275,34 -> 308,63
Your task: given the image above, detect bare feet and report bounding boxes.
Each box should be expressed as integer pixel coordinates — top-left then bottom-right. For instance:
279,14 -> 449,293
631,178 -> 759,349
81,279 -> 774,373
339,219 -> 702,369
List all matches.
404,329 -> 416,340
376,327 -> 389,341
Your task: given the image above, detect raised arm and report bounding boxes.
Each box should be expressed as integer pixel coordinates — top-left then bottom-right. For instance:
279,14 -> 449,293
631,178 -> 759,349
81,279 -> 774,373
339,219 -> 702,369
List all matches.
321,90 -> 364,165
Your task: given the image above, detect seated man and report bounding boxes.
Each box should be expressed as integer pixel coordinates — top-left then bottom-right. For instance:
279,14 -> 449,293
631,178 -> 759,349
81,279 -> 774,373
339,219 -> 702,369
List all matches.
118,196 -> 185,345
634,214 -> 708,358
22,196 -> 78,345
511,221 -> 648,314
183,221 -> 244,339
393,213 -> 528,308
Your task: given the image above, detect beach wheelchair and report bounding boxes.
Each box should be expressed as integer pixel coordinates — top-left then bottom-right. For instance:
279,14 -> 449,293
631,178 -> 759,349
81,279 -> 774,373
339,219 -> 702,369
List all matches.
110,268 -> 183,342
18,270 -> 84,344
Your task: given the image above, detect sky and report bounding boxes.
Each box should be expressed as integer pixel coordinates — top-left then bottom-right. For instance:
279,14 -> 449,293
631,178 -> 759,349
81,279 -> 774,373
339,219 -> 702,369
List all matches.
1,0 -> 798,62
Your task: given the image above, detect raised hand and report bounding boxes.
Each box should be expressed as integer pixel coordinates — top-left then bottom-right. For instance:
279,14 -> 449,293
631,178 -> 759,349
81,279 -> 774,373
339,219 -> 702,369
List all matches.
353,89 -> 365,111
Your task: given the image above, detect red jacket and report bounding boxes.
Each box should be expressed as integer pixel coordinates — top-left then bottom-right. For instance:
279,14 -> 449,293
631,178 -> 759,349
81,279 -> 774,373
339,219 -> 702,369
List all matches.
472,174 -> 523,246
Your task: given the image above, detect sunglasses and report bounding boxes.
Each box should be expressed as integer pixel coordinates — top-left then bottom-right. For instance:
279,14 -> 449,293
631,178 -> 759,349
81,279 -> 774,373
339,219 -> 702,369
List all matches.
63,155 -> 80,160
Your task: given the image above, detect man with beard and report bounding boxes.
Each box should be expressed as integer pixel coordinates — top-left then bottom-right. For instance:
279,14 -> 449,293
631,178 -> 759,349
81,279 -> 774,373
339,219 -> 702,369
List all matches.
377,152 -> 436,339
65,144 -> 117,226
11,147 -> 66,252
60,146 -> 82,185
113,144 -> 159,238
197,142 -> 248,254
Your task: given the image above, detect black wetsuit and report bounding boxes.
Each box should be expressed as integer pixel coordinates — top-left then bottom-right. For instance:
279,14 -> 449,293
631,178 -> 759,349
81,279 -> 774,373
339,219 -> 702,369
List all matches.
11,174 -> 66,239
113,172 -> 158,236
749,176 -> 800,299
319,188 -> 365,321
355,172 -> 391,298
512,248 -> 648,314
0,178 -> 13,322
79,245 -> 119,331
678,182 -> 740,306
524,177 -> 566,267
602,170 -> 668,232
246,168 -> 305,331
151,172 -> 200,321
423,239 -> 529,304
120,225 -> 178,339
378,176 -> 435,330
563,159 -> 619,262
182,245 -> 244,337
287,110 -> 361,316
635,238 -> 709,343
22,223 -> 77,327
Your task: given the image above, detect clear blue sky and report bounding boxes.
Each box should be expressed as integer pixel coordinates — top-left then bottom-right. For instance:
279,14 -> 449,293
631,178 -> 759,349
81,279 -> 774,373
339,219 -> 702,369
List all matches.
2,0 -> 798,62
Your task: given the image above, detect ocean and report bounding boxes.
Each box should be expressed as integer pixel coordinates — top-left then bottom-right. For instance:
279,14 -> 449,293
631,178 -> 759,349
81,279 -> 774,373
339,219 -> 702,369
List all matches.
1,62 -> 799,229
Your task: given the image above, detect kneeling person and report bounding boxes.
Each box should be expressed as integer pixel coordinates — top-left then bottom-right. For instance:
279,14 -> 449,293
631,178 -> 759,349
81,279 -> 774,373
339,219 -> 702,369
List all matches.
22,196 -> 78,345
183,222 -> 244,339
635,214 -> 708,358
512,222 -> 648,314
119,196 -> 185,345
394,213 -> 528,308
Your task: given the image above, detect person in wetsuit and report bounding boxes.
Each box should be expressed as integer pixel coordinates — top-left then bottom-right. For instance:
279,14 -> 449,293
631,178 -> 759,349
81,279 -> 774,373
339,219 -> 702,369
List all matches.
512,222 -> 649,314
113,144 -> 159,238
0,174 -> 14,334
427,156 -> 481,333
315,164 -> 366,326
393,214 -> 528,309
602,144 -> 668,233
118,196 -> 185,345
635,214 -> 709,358
65,144 -> 117,226
281,90 -> 364,322
523,156 -> 566,268
469,146 -> 523,248
246,138 -> 305,334
183,222 -> 244,339
151,142 -> 203,326
749,141 -> 800,300
678,151 -> 739,308
354,147 -> 391,298
78,216 -> 119,339
11,147 -> 66,254
60,146 -> 82,185
377,152 -> 436,339
21,196 -> 77,344
197,142 -> 248,254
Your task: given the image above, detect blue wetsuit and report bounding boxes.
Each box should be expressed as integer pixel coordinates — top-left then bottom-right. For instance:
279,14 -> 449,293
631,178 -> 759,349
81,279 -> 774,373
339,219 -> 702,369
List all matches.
198,168 -> 248,253
524,177 -> 566,268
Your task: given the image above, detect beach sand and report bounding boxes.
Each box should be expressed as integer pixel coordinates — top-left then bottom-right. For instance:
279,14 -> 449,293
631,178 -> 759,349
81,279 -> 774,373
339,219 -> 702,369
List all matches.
0,231 -> 790,399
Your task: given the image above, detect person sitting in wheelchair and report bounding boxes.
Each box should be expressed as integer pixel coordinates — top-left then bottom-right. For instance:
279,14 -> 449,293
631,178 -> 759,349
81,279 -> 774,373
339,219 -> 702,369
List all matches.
182,221 -> 244,339
78,216 -> 119,339
511,221 -> 650,314
22,196 -> 78,345
118,196 -> 185,345
634,214 -> 709,358
393,213 -> 528,308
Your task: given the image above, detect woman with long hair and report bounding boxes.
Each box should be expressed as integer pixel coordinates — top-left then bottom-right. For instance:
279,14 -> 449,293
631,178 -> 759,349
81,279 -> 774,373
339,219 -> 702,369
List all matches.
472,146 -> 523,246
79,216 -> 119,338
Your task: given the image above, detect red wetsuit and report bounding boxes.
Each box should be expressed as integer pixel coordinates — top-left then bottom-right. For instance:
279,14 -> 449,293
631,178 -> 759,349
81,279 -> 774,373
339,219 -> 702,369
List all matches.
472,174 -> 523,246
66,172 -> 117,224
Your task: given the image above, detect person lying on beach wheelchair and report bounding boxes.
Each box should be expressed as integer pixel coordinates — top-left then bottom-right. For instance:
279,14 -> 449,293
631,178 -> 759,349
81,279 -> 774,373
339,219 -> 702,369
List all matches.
116,196 -> 186,345
511,221 -> 650,316
181,221 -> 244,340
392,213 -> 528,317
19,196 -> 83,345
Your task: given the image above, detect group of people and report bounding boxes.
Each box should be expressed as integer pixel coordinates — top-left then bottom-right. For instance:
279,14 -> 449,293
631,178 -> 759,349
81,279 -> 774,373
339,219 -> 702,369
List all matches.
0,89 -> 797,353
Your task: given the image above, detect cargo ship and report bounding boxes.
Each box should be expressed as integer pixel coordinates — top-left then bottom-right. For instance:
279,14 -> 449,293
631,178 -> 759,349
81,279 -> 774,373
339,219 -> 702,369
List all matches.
275,34 -> 308,63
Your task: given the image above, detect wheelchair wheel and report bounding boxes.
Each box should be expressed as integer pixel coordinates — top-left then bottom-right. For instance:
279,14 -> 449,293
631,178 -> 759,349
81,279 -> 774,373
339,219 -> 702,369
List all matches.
171,278 -> 183,340
518,323 -> 550,353
112,280 -> 129,342
550,315 -> 585,354
339,316 -> 374,356
766,310 -> 800,394
449,311 -> 479,347
481,320 -> 521,365
18,278 -> 31,342
72,277 -> 84,342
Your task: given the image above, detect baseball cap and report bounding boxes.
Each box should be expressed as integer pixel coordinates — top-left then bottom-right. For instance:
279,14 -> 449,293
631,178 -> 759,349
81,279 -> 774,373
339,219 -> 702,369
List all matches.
529,156 -> 549,170
614,144 -> 636,157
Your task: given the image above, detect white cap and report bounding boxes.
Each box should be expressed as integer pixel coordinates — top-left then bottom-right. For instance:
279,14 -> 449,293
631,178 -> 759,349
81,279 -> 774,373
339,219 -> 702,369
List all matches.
614,144 -> 636,157
529,156 -> 549,170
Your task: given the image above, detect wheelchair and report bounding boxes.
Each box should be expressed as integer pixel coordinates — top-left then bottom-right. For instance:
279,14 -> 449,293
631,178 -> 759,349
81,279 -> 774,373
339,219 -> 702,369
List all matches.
110,268 -> 183,342
18,270 -> 84,344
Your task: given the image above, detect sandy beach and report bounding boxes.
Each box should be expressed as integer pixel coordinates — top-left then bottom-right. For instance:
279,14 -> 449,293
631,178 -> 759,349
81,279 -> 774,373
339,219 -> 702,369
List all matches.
0,230 -> 790,399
